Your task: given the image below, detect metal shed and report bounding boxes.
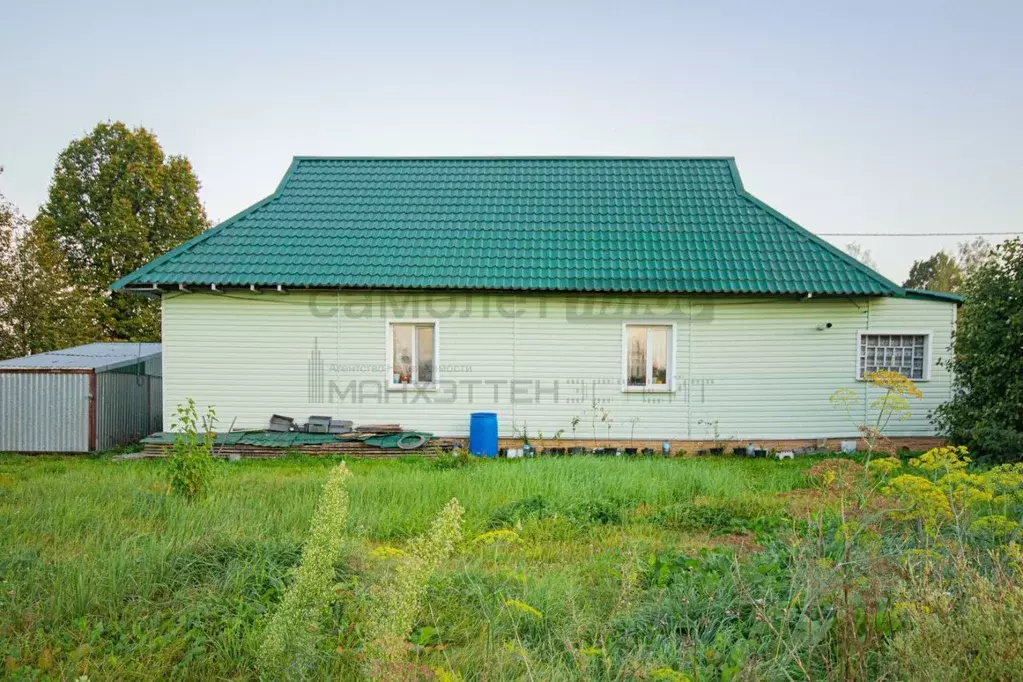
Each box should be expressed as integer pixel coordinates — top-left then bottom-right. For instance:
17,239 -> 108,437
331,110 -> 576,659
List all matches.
0,343 -> 162,453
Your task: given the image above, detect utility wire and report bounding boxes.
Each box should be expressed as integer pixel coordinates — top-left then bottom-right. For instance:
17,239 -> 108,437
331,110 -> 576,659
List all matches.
818,232 -> 1020,237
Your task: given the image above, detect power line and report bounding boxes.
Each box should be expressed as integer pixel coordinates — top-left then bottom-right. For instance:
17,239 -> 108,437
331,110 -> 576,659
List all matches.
818,232 -> 1020,237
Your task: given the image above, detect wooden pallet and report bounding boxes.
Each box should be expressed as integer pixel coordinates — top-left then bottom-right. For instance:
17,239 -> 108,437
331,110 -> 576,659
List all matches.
139,437 -> 459,459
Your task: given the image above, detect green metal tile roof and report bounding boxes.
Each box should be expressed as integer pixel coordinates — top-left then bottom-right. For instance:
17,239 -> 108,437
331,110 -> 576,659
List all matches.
903,288 -> 964,304
112,157 -> 903,296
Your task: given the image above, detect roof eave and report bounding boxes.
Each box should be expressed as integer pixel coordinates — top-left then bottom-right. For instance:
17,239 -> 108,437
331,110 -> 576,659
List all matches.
900,288 -> 965,304
109,159 -> 302,292
122,281 -> 895,297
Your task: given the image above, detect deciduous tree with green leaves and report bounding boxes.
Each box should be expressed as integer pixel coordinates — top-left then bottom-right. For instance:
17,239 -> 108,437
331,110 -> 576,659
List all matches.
956,236 -> 994,278
935,237 -> 1023,462
35,122 -> 209,341
0,169 -> 96,359
902,250 -> 962,292
902,238 -> 992,294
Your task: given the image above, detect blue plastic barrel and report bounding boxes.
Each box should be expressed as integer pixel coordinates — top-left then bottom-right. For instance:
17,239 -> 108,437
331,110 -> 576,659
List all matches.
469,412 -> 498,457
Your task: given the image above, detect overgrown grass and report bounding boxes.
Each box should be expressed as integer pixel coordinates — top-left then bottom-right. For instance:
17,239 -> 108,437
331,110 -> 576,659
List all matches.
3,452 -> 1015,680
0,454 -> 806,679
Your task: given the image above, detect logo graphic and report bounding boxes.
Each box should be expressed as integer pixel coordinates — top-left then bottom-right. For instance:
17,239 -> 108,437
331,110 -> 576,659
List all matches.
308,338 -> 325,403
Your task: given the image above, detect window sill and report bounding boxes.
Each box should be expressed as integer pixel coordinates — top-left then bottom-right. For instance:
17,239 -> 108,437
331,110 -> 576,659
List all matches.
856,377 -> 930,383
386,384 -> 439,392
622,386 -> 675,394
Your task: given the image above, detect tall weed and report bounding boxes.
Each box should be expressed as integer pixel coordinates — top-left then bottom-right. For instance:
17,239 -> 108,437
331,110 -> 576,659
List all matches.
168,398 -> 217,501
721,446 -> 1023,681
362,498 -> 465,677
257,462 -> 353,677
888,553 -> 1023,681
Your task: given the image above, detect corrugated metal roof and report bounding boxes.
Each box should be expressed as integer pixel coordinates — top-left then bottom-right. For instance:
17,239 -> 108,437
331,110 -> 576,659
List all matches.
0,343 -> 162,373
111,157 -> 903,297
903,288 -> 964,304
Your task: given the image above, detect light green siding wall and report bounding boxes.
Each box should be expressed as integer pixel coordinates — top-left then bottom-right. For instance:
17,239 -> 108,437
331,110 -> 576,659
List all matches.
161,291 -> 955,440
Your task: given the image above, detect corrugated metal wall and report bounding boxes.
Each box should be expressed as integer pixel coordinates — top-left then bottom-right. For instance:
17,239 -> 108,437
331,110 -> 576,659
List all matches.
149,376 -> 163,433
0,373 -> 90,452
146,355 -> 164,433
96,365 -> 162,451
145,357 -> 162,377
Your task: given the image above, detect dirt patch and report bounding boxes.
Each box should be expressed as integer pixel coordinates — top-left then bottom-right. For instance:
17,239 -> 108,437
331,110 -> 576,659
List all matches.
778,488 -> 833,518
778,485 -> 899,520
806,458 -> 866,490
713,532 -> 764,554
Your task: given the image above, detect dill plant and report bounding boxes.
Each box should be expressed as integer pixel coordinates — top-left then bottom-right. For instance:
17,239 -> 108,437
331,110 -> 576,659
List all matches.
257,462 -> 353,677
362,497 -> 464,674
830,370 -> 923,455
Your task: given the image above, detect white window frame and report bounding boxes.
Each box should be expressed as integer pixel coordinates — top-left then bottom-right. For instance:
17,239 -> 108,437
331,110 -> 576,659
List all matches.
621,322 -> 676,393
386,319 -> 439,391
855,330 -> 931,382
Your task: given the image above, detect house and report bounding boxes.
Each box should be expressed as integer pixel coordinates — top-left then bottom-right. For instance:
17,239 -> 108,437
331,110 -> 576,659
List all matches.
0,342 -> 162,452
111,157 -> 958,450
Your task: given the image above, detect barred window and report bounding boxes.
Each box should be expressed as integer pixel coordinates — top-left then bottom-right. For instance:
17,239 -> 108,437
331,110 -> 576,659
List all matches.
858,333 -> 928,380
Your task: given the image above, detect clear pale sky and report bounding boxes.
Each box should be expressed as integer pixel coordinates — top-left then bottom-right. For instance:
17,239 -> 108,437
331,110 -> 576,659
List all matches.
2,0 -> 1020,283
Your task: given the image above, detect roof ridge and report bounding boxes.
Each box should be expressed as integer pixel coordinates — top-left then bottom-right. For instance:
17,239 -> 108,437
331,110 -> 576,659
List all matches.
290,155 -> 738,161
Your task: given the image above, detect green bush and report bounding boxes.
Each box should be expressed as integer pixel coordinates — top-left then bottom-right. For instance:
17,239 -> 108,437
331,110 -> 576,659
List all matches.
935,238 -> 1023,462
964,421 -> 1023,464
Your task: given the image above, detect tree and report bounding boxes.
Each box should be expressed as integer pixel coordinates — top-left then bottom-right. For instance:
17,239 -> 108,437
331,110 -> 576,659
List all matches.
902,250 -> 962,292
0,171 -> 96,359
0,176 -> 21,353
843,242 -> 877,270
903,238 -> 994,294
956,237 -> 993,279
35,122 -> 209,340
934,238 -> 1023,462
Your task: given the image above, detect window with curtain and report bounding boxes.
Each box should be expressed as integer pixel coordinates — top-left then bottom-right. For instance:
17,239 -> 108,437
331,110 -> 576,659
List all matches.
390,322 -> 436,387
625,324 -> 672,389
